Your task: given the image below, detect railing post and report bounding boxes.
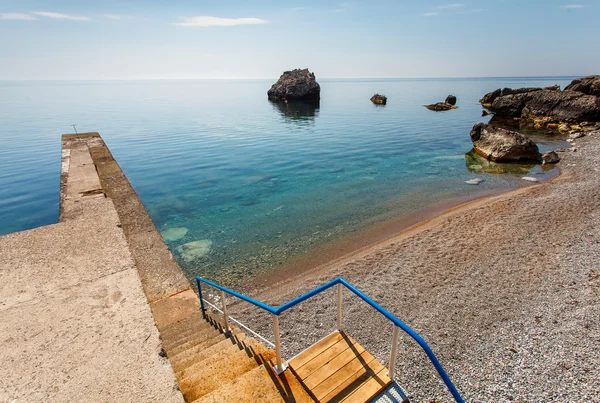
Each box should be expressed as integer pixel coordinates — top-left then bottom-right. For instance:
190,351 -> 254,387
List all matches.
272,314 -> 287,374
196,278 -> 206,318
388,326 -> 400,379
336,283 -> 342,331
221,290 -> 230,334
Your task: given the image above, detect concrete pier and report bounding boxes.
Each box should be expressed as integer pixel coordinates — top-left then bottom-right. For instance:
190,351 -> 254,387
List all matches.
0,133 -> 184,401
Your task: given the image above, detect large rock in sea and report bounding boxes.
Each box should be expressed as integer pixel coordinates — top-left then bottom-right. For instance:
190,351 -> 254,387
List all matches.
470,122 -> 540,162
564,75 -> 600,96
479,76 -> 600,123
445,95 -> 457,106
267,69 -> 320,102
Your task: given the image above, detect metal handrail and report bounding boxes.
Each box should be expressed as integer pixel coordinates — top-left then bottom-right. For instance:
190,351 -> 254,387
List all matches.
195,276 -> 464,403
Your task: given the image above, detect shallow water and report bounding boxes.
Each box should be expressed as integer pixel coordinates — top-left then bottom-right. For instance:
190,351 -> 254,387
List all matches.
0,77 -> 573,285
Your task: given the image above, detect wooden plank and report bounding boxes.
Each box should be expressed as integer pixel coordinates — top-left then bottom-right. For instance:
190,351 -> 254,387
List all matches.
319,353 -> 387,403
294,337 -> 358,381
339,367 -> 391,403
303,343 -> 368,390
308,350 -> 375,400
289,332 -> 344,370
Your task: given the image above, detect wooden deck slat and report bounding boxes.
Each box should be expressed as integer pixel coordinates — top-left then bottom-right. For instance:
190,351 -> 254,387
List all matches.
303,343 -> 368,390
289,331 -> 391,403
289,332 -> 344,370
294,337 -> 358,380
319,353 -> 387,403
309,350 -> 375,400
339,368 -> 391,403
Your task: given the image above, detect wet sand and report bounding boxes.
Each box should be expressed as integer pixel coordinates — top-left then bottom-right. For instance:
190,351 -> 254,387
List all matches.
228,131 -> 600,402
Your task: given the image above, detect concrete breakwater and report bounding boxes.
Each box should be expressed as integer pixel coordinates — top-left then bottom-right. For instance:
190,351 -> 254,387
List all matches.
0,132 -> 196,401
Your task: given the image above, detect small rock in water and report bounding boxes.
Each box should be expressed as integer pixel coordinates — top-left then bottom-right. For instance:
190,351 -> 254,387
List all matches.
370,94 -> 387,105
521,176 -> 539,182
160,227 -> 188,242
445,95 -> 457,106
465,178 -> 485,185
177,240 -> 213,262
541,151 -> 560,165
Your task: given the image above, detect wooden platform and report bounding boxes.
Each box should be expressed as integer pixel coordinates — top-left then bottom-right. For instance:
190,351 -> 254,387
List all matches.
288,331 -> 392,403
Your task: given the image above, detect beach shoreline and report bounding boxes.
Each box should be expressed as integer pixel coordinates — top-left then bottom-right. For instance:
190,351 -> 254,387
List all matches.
229,131 -> 599,402
244,181 -> 543,295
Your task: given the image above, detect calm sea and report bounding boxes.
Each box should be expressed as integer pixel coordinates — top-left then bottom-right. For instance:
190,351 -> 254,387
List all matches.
0,77 -> 573,285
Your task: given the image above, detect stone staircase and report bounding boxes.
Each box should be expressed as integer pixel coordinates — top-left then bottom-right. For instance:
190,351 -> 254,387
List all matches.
161,311 -> 314,402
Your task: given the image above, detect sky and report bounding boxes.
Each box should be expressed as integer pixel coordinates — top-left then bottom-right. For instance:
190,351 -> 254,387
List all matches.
0,0 -> 598,80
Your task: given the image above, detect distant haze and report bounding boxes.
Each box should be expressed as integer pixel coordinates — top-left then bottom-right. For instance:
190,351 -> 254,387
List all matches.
0,0 -> 597,80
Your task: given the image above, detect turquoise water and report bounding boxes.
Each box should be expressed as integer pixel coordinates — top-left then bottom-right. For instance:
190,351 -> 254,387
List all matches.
0,78 -> 573,285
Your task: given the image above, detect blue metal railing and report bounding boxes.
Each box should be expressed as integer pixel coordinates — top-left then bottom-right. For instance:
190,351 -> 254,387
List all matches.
195,275 -> 464,403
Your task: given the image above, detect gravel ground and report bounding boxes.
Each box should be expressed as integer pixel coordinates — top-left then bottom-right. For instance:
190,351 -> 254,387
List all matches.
221,131 -> 600,402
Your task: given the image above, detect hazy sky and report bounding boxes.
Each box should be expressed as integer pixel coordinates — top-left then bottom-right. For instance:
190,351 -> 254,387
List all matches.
1,0 -> 597,79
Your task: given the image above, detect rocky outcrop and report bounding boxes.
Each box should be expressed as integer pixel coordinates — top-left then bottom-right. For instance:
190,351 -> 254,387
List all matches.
370,94 -> 387,105
445,95 -> 457,106
480,87 -> 546,107
479,76 -> 600,124
469,122 -> 540,162
564,75 -> 600,96
425,102 -> 456,111
267,69 -> 320,102
425,95 -> 458,111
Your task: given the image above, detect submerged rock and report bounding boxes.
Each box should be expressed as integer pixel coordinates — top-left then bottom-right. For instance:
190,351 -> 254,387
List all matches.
370,94 -> 387,105
425,102 -> 457,111
267,69 -> 320,102
469,122 -> 540,162
465,150 -> 536,176
465,178 -> 484,185
177,240 -> 212,262
160,227 -> 188,242
541,151 -> 560,165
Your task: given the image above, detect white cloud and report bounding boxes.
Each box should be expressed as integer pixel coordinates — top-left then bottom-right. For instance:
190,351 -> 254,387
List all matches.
31,11 -> 89,21
0,13 -> 36,20
422,12 -> 440,16
560,4 -> 585,8
175,16 -> 267,27
437,3 -> 465,9
460,8 -> 484,14
104,14 -> 121,20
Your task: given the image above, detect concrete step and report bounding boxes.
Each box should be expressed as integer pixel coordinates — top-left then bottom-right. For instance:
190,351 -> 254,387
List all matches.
168,328 -> 241,365
161,311 -> 205,338
172,332 -> 248,375
192,361 -> 315,403
163,322 -> 218,351
179,338 -> 276,402
167,326 -> 227,358
177,334 -> 264,380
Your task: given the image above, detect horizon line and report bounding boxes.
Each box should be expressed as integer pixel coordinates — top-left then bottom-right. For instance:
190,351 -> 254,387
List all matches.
0,75 -> 584,81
